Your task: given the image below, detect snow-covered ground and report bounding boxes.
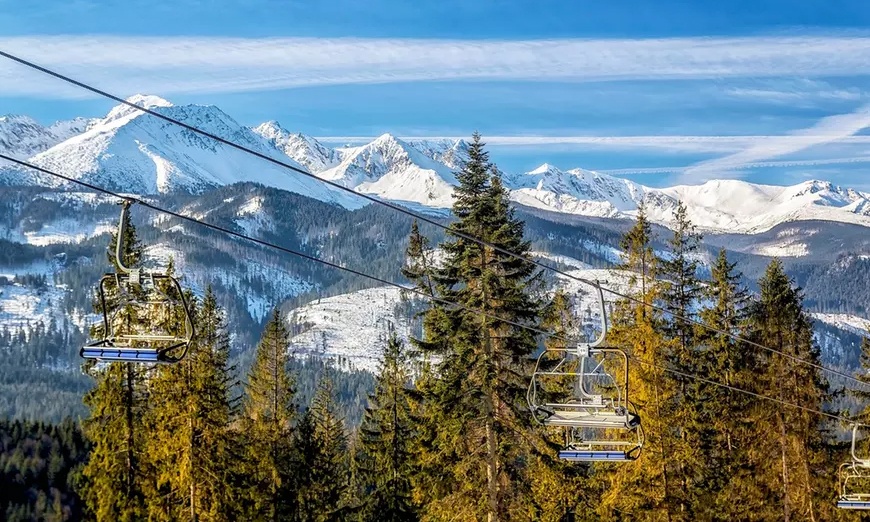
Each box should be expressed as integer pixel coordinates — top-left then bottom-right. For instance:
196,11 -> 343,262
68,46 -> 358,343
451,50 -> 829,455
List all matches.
812,313 -> 870,336
286,286 -> 415,373
283,268 -> 639,372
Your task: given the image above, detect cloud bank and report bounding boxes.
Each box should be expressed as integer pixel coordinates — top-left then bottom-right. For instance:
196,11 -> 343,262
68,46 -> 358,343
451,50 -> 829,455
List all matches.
4,34 -> 870,97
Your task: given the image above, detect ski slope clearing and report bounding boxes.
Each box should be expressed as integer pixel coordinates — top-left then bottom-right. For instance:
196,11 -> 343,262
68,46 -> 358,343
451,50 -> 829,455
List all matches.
812,313 -> 870,336
286,286 -> 416,373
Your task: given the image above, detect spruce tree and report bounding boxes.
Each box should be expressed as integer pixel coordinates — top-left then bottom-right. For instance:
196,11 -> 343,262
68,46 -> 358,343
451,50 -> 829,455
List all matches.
600,208 -> 679,520
697,249 -> 765,518
81,205 -> 149,522
242,309 -> 296,521
659,200 -> 707,518
356,333 -> 418,522
407,133 -> 547,521
294,375 -> 351,522
747,260 -> 832,522
146,287 -> 239,521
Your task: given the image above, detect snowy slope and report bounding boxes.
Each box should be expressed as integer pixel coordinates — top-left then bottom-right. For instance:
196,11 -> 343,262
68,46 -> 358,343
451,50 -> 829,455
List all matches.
406,138 -> 470,169
4,96 -> 870,234
0,115 -> 61,160
509,163 -> 870,234
659,179 -> 870,234
252,121 -> 340,172
510,163 -> 648,218
2,95 -> 360,208
0,115 -> 98,161
318,133 -> 457,208
286,286 -> 416,372
812,313 -> 870,336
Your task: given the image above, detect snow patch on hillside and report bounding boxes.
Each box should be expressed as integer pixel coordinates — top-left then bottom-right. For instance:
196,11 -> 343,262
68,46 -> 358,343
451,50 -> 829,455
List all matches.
287,286 -> 415,372
812,313 -> 870,336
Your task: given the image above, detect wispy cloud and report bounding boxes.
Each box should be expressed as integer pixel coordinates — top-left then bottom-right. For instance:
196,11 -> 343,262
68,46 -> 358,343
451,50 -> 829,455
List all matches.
677,104 -> 870,183
318,134 -> 870,155
723,78 -> 865,105
4,34 -> 870,97
603,156 -> 870,176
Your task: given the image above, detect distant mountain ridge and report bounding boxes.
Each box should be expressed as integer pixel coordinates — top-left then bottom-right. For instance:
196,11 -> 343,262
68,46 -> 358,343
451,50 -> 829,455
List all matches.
2,94 -> 869,235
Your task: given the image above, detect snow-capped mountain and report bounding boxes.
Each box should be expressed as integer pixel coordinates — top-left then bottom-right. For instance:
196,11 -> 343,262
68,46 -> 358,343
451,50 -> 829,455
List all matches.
3,94 -> 870,236
0,95 -> 360,208
406,138 -> 470,169
507,163 -> 870,234
0,115 -> 97,160
252,121 -> 340,172
318,133 -> 458,207
510,163 -> 647,218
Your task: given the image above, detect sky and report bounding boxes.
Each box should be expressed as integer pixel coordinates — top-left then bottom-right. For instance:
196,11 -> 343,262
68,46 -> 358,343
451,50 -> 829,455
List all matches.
2,0 -> 870,189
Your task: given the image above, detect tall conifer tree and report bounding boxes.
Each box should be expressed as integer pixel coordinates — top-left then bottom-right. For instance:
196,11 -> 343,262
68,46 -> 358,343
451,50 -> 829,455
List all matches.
356,334 -> 418,522
747,260 -> 832,522
294,376 -> 352,522
600,208 -> 679,520
146,287 -> 238,521
659,201 -> 707,517
242,309 -> 296,521
407,133 -> 547,521
697,249 -> 763,518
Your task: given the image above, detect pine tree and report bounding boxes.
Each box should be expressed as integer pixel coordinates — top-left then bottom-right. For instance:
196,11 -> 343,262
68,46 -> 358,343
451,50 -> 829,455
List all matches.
599,208 -> 679,520
80,205 -> 149,522
146,286 -> 239,521
747,260 -> 832,522
408,133 -> 547,521
697,249 -> 764,518
659,200 -> 707,518
294,375 -> 352,522
242,309 -> 296,521
356,333 -> 418,522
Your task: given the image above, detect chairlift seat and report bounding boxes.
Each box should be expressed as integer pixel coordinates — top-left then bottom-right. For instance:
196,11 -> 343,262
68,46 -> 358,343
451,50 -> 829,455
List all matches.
837,497 -> 870,510
81,345 -> 161,363
80,200 -> 194,364
559,450 -> 631,462
541,407 -> 637,429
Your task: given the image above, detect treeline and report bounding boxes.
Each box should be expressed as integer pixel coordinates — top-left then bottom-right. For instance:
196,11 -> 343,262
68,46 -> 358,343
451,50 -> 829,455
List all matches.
0,418 -> 89,521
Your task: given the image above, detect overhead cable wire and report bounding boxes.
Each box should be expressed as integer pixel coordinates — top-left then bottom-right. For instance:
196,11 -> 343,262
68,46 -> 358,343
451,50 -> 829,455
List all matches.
0,49 -> 866,391
0,154 -> 859,427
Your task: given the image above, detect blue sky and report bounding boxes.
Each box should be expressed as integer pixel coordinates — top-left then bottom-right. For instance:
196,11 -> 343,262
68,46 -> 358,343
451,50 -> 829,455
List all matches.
3,0 -> 870,189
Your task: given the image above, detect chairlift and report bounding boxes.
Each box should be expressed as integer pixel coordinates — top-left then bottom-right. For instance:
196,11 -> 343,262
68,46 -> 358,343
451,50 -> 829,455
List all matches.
80,200 -> 194,363
528,282 -> 642,462
837,424 -> 870,510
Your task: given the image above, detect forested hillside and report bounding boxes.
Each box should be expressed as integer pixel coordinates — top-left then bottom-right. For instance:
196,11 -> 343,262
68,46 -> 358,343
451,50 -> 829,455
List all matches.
3,135 -> 868,521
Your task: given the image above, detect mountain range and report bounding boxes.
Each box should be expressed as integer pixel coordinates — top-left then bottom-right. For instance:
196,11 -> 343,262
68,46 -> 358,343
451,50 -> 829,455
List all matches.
2,94 -> 869,236
0,94 -> 868,420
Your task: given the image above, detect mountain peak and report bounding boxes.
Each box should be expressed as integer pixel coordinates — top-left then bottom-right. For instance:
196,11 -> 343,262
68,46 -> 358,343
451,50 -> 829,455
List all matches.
0,114 -> 39,125
252,120 -> 289,140
126,94 -> 173,108
251,123 -> 338,173
104,94 -> 173,123
371,132 -> 402,146
528,163 -> 559,175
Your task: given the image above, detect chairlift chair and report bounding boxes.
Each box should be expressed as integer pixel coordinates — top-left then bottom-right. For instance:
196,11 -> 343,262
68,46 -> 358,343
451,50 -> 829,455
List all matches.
528,282 -> 643,462
80,200 -> 194,364
837,424 -> 870,510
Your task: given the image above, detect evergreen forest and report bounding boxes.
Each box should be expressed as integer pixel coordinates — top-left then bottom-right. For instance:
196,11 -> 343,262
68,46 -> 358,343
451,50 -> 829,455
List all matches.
2,135 -> 870,521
